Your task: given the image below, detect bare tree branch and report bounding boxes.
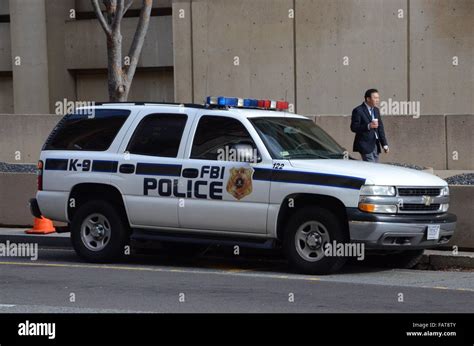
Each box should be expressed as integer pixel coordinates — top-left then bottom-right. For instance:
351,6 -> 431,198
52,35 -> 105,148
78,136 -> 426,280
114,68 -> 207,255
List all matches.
102,0 -> 116,26
126,0 -> 152,81
112,0 -> 125,32
91,0 -> 112,36
124,0 -> 134,14
92,0 -> 152,101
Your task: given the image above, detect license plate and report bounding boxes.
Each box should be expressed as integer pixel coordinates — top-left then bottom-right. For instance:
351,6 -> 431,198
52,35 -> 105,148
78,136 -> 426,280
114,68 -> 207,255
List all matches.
427,225 -> 440,240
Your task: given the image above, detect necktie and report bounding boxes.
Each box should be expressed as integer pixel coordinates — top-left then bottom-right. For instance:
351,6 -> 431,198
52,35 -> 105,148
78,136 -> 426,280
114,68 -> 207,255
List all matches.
370,108 -> 379,139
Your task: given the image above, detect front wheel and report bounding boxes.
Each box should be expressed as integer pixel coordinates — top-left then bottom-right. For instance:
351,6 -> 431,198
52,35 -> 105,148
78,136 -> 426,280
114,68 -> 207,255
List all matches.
71,200 -> 130,263
284,207 -> 348,275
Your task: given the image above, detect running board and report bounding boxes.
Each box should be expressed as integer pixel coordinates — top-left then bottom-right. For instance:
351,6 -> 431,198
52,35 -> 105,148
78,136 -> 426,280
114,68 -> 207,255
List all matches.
55,226 -> 70,234
131,229 -> 277,249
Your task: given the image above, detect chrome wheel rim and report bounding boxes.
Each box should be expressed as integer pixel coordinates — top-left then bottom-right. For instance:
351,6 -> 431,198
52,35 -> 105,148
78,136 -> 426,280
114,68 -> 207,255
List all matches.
80,213 -> 111,252
294,221 -> 330,262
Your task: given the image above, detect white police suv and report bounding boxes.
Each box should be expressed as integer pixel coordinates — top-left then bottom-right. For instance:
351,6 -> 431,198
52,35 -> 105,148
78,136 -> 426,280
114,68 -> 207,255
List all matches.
29,97 -> 457,274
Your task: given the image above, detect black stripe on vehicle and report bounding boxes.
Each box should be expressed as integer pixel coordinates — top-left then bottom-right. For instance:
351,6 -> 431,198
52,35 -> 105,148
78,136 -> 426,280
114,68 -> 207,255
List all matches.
45,158 -> 68,171
253,168 -> 365,190
135,163 -> 182,176
253,168 -> 273,180
92,160 -> 118,173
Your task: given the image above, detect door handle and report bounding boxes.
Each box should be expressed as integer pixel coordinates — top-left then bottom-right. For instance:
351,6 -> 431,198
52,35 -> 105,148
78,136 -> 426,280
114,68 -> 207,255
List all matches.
181,168 -> 199,178
119,164 -> 135,174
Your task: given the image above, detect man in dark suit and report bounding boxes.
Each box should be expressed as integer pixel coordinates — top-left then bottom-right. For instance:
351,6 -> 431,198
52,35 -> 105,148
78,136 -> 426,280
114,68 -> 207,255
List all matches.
350,89 -> 389,162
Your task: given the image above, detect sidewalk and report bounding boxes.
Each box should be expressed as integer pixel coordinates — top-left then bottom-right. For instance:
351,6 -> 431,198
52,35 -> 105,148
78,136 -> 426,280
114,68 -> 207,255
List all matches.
0,227 -> 70,248
0,227 -> 473,269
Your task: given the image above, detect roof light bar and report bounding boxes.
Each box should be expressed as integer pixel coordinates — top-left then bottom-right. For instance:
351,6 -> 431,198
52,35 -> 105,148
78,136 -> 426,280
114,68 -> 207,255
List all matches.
205,96 -> 289,111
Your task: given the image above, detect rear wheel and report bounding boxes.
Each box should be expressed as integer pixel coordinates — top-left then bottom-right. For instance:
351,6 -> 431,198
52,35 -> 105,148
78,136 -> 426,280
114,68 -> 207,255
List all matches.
284,207 -> 348,274
71,200 -> 130,263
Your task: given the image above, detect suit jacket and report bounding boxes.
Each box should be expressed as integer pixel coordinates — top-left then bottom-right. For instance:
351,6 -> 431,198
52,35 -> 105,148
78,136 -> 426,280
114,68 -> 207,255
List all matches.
350,103 -> 388,154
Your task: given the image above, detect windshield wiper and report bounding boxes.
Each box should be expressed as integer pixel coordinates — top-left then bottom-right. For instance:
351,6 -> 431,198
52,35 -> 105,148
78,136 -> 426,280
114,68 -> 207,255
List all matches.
284,153 -> 329,159
325,153 -> 346,158
284,152 -> 345,159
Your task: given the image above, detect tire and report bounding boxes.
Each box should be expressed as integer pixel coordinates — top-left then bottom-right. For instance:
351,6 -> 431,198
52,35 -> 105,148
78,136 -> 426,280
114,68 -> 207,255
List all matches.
284,207 -> 348,275
374,249 -> 424,269
71,200 -> 130,263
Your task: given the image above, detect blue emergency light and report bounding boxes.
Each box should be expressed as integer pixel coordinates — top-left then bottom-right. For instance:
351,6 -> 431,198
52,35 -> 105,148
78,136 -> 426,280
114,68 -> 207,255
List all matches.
218,97 -> 238,107
205,96 -> 289,111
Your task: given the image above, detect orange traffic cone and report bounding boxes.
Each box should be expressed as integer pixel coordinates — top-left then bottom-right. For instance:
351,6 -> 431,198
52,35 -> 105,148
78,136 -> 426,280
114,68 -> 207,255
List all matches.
25,217 -> 56,234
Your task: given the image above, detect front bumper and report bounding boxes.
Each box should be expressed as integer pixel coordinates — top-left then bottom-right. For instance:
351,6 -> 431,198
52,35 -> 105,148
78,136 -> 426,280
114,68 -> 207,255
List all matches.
347,208 -> 457,249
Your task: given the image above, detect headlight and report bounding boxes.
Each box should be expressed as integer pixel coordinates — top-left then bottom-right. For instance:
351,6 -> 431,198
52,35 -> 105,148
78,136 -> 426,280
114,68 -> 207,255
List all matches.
360,185 -> 396,196
441,186 -> 449,196
440,203 -> 449,212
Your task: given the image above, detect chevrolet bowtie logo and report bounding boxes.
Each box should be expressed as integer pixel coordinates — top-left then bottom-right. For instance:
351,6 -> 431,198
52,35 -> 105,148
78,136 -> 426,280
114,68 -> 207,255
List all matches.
422,195 -> 433,206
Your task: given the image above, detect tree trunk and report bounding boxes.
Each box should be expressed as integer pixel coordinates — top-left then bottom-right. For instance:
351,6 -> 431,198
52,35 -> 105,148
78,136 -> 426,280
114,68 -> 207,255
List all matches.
107,33 -> 128,101
92,0 -> 152,102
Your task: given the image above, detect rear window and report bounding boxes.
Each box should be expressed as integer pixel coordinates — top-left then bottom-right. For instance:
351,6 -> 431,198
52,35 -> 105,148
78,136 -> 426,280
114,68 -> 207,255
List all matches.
43,109 -> 130,151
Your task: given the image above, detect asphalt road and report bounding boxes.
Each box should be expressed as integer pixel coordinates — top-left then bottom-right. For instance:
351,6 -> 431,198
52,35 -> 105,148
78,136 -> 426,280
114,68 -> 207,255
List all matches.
0,246 -> 473,313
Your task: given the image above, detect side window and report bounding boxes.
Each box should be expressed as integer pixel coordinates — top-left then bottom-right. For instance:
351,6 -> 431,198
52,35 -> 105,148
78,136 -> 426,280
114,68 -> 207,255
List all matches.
127,114 -> 187,158
43,109 -> 130,151
191,115 -> 257,161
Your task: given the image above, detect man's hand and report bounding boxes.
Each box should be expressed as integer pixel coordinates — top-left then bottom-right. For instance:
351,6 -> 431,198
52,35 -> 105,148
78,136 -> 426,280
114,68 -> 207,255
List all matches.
369,120 -> 379,129
383,145 -> 389,153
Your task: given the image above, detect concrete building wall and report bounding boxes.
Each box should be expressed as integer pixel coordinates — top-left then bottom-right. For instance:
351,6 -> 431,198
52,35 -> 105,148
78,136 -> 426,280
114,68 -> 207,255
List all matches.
172,0 -> 193,102
189,0 -> 295,105
0,12 -> 13,114
0,0 -> 8,15
74,0 -> 172,12
0,23 -> 11,71
446,115 -> 474,170
0,0 -> 473,115
0,1 -> 174,114
0,76 -> 13,113
448,186 -> 474,250
0,173 -> 37,227
9,0 -> 50,114
172,0 -> 473,116
65,16 -> 173,70
314,114 -> 474,170
75,69 -> 175,103
296,0 -> 407,115
45,0 -> 76,113
0,114 -> 61,163
409,0 -> 474,115
314,115 -> 448,169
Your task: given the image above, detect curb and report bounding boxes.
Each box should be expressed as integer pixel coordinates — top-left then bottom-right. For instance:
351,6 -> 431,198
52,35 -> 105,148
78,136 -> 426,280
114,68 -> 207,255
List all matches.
420,250 -> 474,270
0,228 -> 71,248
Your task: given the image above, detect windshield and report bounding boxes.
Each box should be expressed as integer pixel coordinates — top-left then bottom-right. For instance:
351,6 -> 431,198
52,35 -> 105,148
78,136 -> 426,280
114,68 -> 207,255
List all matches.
249,117 -> 346,160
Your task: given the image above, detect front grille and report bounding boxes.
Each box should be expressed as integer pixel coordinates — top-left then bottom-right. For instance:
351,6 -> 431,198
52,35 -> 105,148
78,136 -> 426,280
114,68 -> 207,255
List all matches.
398,188 -> 441,197
399,203 -> 441,212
